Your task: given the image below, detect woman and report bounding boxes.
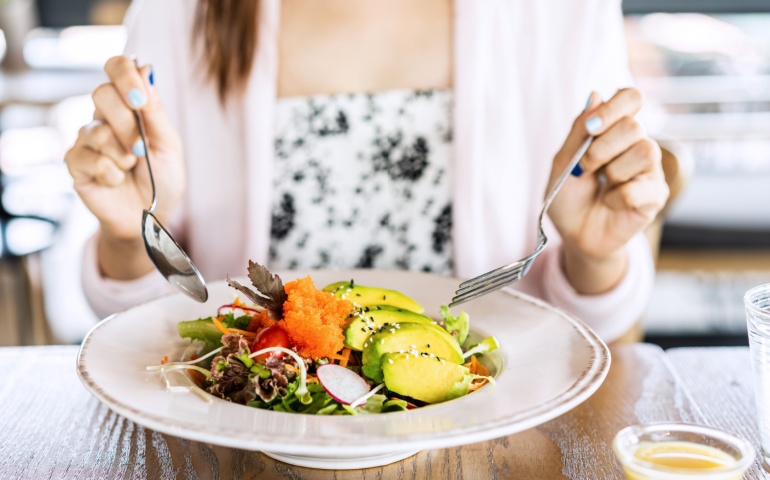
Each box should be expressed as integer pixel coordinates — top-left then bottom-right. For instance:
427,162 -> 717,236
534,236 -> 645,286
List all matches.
65,0 -> 668,342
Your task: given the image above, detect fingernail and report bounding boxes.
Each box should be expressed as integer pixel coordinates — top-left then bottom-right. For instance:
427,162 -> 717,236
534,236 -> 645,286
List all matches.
132,139 -> 146,157
128,88 -> 146,108
598,172 -> 608,184
148,65 -> 154,86
585,117 -> 602,134
571,162 -> 584,177
584,93 -> 593,111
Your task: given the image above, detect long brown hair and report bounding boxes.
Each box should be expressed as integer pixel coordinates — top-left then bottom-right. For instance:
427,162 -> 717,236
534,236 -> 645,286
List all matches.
195,0 -> 259,103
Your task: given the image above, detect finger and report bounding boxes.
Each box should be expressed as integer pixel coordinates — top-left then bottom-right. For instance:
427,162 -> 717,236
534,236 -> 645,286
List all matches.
92,83 -> 142,153
603,175 -> 670,215
104,55 -> 149,110
65,146 -> 126,187
583,87 -> 644,137
553,91 -> 602,179
582,117 -> 649,174
78,120 -> 138,171
602,138 -> 662,186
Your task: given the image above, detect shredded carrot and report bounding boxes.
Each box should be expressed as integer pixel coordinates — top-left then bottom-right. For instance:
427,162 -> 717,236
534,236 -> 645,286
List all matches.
306,375 -> 318,384
190,354 -> 199,360
468,380 -> 487,392
210,316 -> 258,339
284,364 -> 299,374
187,369 -> 205,385
464,355 -> 490,391
160,355 -> 169,365
211,316 -> 230,335
226,328 -> 256,338
327,353 -> 345,362
338,348 -> 351,367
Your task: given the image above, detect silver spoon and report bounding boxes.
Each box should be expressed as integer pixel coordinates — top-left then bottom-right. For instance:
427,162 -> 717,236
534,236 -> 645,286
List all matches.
133,87 -> 208,303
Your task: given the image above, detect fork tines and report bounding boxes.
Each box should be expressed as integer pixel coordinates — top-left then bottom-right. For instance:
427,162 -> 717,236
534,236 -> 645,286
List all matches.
449,263 -> 527,307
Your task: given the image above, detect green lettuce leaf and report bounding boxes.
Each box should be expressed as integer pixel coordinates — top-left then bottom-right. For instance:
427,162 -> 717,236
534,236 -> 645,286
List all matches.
440,305 -> 469,344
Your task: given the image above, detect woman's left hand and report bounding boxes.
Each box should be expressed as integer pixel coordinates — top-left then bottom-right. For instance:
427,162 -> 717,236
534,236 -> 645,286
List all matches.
547,88 -> 669,294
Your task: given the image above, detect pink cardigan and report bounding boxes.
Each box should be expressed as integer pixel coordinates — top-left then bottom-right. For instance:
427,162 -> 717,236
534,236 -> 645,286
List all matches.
83,0 -> 654,343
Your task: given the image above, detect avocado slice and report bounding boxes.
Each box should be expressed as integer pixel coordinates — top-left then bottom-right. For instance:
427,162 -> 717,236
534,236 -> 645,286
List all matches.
381,352 -> 472,404
324,281 -> 424,314
344,306 -> 437,351
361,322 -> 464,383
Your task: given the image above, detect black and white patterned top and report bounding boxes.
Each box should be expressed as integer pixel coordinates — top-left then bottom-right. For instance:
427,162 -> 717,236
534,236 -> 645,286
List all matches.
269,89 -> 454,274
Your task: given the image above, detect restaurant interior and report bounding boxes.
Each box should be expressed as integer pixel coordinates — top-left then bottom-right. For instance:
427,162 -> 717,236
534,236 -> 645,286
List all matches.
3,1 -> 770,478
1,0 -> 768,350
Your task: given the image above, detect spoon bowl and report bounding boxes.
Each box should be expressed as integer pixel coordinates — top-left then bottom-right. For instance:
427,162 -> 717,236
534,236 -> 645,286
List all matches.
142,210 -> 208,302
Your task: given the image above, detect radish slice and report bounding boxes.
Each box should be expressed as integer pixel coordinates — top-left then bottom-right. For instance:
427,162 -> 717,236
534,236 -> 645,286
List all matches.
316,364 -> 371,405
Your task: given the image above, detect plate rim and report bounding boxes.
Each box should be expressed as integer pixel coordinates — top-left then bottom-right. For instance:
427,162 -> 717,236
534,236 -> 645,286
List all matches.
76,271 -> 610,455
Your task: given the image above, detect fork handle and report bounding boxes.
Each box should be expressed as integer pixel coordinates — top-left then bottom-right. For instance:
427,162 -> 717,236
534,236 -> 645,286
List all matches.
539,137 -> 593,222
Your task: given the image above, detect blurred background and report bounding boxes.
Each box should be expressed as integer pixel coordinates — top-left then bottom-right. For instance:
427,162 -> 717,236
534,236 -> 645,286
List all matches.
0,0 -> 768,348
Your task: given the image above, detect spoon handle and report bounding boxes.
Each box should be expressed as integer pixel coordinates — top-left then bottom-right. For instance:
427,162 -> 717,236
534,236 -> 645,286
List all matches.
131,58 -> 158,215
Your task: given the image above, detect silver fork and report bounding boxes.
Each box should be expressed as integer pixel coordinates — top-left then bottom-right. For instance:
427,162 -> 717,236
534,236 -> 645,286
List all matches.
449,137 -> 594,307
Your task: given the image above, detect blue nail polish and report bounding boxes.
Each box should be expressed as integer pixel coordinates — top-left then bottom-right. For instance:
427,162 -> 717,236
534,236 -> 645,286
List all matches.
571,162 -> 584,177
132,139 -> 146,157
584,93 -> 593,111
149,66 -> 154,86
585,117 -> 602,134
128,89 -> 146,108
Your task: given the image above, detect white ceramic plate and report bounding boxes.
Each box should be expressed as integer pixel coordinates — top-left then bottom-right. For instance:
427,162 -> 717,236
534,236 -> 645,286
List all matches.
77,270 -> 610,470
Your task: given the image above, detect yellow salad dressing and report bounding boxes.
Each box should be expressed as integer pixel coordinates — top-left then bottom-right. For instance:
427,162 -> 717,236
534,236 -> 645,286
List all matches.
623,441 -> 741,480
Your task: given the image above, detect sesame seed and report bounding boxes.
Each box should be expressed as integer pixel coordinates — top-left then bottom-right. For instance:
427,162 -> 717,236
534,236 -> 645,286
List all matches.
361,328 -> 366,332
381,339 -> 385,344
410,345 -> 416,349
430,353 -> 435,358
427,344 -> 431,348
390,329 -> 396,334
406,354 -> 409,360
388,359 -> 394,364
441,359 -> 445,364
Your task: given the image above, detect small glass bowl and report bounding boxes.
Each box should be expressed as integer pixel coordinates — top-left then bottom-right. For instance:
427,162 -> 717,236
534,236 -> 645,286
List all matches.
613,423 -> 755,480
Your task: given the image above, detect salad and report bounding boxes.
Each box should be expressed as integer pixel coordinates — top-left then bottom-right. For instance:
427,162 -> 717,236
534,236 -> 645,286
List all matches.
148,262 -> 497,415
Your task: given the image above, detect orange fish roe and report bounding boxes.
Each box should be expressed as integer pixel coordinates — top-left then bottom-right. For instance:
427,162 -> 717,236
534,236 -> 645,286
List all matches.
281,276 -> 352,360
247,311 -> 275,333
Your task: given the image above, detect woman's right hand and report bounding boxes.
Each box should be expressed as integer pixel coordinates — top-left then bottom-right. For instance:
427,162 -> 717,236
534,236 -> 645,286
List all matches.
65,56 -> 185,278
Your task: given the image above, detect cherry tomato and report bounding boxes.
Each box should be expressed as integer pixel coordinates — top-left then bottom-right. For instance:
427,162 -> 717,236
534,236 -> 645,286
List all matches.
252,325 -> 291,360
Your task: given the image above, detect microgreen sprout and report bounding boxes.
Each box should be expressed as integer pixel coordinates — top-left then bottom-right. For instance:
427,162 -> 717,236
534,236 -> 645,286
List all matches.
349,383 -> 385,409
146,347 -> 223,371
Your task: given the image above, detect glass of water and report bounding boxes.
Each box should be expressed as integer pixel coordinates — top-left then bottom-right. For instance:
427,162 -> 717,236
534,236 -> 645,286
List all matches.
745,283 -> 770,464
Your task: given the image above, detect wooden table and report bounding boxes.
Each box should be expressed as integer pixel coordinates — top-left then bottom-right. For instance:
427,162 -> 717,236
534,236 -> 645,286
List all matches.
1,343 -> 767,479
